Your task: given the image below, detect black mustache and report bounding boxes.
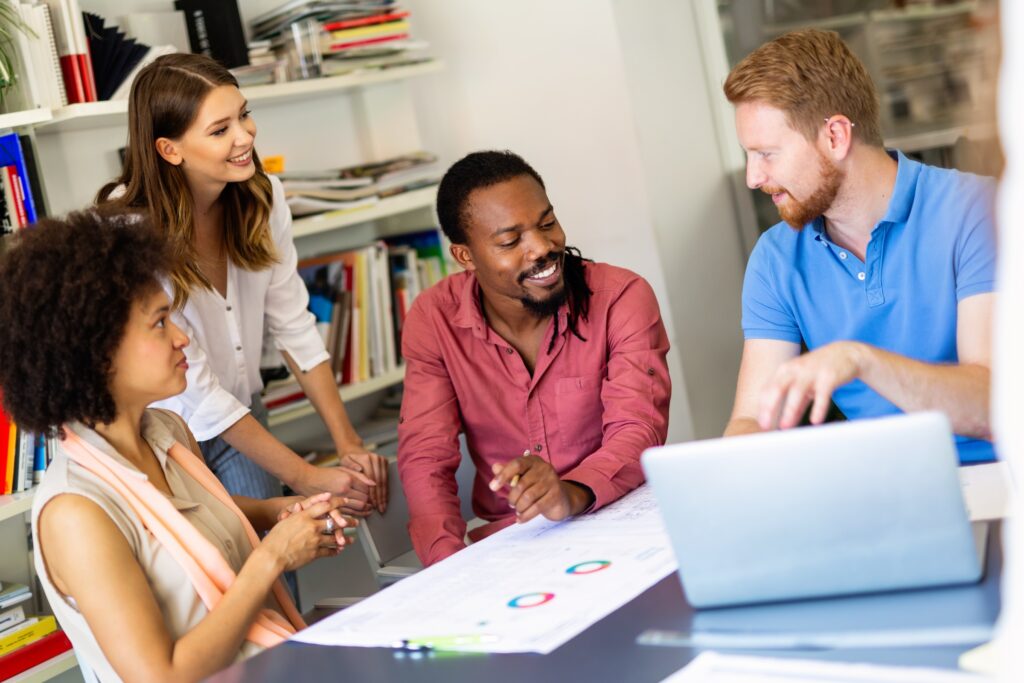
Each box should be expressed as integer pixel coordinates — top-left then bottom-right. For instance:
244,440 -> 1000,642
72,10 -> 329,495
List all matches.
518,252 -> 563,283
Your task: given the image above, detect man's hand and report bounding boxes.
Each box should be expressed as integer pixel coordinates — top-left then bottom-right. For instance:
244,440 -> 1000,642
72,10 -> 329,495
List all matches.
339,450 -> 389,514
759,341 -> 866,430
488,455 -> 594,524
295,464 -> 376,517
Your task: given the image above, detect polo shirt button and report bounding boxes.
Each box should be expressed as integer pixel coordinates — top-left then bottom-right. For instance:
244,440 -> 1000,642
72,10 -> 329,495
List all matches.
505,347 -> 514,354
857,272 -> 866,281
226,305 -> 232,311
647,367 -> 656,376
235,345 -> 242,351
839,252 -> 847,260
535,444 -> 543,452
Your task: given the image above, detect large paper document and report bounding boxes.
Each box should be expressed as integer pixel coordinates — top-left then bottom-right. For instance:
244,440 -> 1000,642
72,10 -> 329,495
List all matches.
958,462 -> 1014,522
292,486 -> 677,653
665,652 -> 992,683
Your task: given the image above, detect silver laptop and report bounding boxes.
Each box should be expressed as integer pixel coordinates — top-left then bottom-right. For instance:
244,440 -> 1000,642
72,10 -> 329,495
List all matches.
642,412 -> 984,608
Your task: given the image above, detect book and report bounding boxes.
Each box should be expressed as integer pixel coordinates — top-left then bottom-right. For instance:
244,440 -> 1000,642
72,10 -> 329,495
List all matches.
110,45 -> 178,101
0,630 -> 72,679
0,615 -> 57,656
175,0 -> 249,69
0,584 -> 31,611
0,605 -> 25,632
4,420 -> 16,494
42,0 -> 96,103
4,167 -> 27,229
0,617 -> 35,639
322,10 -> 410,32
328,20 -> 410,42
0,131 -> 41,224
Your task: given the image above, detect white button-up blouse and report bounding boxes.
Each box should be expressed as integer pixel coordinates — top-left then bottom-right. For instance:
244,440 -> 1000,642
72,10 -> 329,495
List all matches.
153,175 -> 328,441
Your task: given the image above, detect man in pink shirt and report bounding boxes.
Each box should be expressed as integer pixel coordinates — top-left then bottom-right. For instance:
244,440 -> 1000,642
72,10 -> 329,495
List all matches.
397,151 -> 671,566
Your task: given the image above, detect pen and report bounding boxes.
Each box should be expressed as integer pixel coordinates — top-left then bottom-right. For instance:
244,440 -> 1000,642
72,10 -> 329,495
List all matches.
392,634 -> 499,651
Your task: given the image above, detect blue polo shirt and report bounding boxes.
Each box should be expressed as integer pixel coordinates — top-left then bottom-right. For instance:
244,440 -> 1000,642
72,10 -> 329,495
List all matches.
742,151 -> 998,463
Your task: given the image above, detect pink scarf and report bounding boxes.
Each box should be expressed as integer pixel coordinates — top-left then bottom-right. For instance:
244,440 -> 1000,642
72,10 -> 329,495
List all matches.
61,428 -> 306,648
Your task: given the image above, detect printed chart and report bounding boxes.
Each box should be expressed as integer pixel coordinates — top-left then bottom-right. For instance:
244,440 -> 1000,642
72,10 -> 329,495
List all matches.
293,486 -> 677,653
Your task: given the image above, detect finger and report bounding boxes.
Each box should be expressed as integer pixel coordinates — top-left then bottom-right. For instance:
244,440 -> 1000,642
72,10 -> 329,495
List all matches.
328,509 -> 349,529
374,455 -> 388,513
300,492 -> 332,509
779,380 -> 812,429
489,457 -> 531,492
809,379 -> 835,425
343,466 -> 376,488
340,453 -> 366,473
342,486 -> 370,506
758,377 -> 788,430
339,505 -> 372,518
518,487 -> 563,524
510,477 -> 550,515
303,499 -> 335,519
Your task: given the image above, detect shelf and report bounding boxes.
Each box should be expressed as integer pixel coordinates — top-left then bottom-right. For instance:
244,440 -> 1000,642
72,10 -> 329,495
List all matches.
291,185 -> 437,239
34,59 -> 443,135
244,59 -> 443,105
267,366 -> 405,428
8,650 -> 78,683
0,488 -> 36,524
0,108 -> 53,130
884,120 -> 995,153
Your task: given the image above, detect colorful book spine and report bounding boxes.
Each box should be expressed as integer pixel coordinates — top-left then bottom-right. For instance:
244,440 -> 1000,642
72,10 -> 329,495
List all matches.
0,629 -> 72,679
0,615 -> 57,656
322,11 -> 410,32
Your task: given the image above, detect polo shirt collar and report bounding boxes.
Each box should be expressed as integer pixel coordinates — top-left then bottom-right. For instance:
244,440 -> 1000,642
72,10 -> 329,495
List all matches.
809,149 -> 920,241
880,149 -> 920,226
452,272 -> 570,340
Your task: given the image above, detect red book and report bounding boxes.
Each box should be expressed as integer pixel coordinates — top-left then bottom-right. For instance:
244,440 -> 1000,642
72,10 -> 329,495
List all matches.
6,167 -> 27,229
76,52 -> 97,102
0,630 -> 72,679
0,393 -> 10,497
325,33 -> 409,53
322,11 -> 410,32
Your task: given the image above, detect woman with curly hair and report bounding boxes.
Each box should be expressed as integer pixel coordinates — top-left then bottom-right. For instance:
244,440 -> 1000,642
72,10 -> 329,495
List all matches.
0,211 -> 354,682
96,53 -> 387,512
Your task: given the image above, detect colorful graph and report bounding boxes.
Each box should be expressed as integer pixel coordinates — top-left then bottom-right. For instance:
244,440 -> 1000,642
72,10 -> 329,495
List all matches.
566,560 -> 612,575
507,592 -> 556,609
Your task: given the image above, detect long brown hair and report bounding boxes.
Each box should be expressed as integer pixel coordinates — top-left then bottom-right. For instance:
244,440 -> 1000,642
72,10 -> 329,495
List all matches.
97,53 -> 277,308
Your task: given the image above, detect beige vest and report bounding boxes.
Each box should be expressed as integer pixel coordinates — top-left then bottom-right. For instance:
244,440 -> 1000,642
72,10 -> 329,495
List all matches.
31,410 -> 267,682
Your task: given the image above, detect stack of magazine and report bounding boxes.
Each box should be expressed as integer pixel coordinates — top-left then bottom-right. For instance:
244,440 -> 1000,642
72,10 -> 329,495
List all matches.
278,150 -> 440,217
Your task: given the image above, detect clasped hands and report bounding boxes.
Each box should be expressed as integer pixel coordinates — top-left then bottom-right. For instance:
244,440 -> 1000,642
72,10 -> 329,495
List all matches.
489,454 -> 593,524
298,448 -> 390,517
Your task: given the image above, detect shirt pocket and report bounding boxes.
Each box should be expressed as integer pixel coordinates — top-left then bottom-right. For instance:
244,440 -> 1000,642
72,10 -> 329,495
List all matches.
555,375 -> 604,451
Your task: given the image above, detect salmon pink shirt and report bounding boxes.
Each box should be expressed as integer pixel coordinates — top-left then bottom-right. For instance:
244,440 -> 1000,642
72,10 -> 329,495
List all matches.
397,262 -> 671,565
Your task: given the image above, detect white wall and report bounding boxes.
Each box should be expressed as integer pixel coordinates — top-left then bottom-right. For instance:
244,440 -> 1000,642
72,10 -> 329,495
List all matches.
404,0 -> 750,439
611,0 -> 747,439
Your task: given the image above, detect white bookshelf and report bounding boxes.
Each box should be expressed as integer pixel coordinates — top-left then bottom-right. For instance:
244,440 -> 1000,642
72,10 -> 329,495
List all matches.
291,185 -> 437,239
267,366 -> 405,428
31,60 -> 442,135
7,650 -> 78,683
0,108 -> 52,130
0,488 -> 35,524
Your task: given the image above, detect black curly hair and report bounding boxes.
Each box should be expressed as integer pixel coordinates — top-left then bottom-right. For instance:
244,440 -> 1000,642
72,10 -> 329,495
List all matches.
0,210 -> 172,436
436,150 -> 593,350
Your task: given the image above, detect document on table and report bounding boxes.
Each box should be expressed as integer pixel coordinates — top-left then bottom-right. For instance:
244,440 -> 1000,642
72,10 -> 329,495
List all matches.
292,485 -> 677,653
958,462 -> 1014,521
664,652 -> 993,683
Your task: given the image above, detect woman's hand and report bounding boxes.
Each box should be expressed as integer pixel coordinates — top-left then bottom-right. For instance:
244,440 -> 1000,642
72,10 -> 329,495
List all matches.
257,493 -> 355,572
296,463 -> 376,517
339,450 -> 389,513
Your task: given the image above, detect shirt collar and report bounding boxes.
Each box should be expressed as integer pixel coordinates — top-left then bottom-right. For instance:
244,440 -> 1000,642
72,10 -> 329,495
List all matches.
452,272 -> 570,340
810,148 -> 919,241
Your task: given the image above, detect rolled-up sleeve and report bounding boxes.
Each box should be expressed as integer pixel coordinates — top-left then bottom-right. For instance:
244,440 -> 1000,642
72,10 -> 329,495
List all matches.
155,307 -> 250,442
264,176 -> 330,372
561,276 -> 671,510
396,298 -> 467,566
